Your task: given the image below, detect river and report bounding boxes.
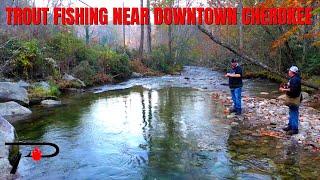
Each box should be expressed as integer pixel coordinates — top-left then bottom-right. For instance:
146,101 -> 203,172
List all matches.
13,66 -> 320,179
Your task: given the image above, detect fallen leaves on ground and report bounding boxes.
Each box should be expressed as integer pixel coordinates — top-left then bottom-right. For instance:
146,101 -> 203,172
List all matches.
259,129 -> 284,139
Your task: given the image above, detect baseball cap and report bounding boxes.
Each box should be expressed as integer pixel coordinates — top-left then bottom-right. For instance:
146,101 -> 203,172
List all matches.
231,59 -> 237,63
289,66 -> 299,73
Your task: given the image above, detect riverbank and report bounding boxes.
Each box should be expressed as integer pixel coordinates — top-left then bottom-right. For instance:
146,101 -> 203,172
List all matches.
212,91 -> 320,152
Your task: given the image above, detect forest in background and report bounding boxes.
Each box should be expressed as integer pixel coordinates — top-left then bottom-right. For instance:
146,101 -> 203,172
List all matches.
0,0 -> 319,92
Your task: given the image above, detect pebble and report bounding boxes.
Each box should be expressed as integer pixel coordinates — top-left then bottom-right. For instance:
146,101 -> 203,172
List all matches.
300,122 -> 310,130
237,116 -> 245,121
276,145 -> 282,149
217,92 -> 320,148
260,92 -> 269,95
231,122 -> 239,127
227,114 -> 236,119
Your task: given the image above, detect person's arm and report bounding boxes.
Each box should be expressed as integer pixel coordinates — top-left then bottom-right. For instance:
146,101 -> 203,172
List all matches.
279,87 -> 290,92
225,70 -> 231,77
279,79 -> 297,92
227,74 -> 241,78
225,67 -> 242,77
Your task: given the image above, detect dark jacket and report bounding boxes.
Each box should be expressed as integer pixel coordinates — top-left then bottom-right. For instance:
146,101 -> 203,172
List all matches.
286,74 -> 301,98
229,65 -> 243,89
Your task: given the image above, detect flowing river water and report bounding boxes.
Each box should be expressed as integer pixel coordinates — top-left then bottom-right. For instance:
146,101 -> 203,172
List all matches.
13,66 -> 320,179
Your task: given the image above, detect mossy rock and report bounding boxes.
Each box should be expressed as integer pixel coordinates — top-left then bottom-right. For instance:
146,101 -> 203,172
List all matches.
28,82 -> 60,99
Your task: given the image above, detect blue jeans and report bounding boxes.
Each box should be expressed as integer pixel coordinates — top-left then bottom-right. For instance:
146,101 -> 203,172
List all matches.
288,105 -> 299,130
231,87 -> 242,113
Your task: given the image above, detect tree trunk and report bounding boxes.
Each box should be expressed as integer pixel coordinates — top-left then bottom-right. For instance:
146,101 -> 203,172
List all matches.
168,0 -> 173,61
262,26 -> 295,71
278,27 -> 295,67
238,0 -> 243,52
197,25 -> 319,90
85,26 -> 90,45
168,25 -> 172,61
139,0 -> 145,58
123,24 -> 126,50
146,0 -> 152,54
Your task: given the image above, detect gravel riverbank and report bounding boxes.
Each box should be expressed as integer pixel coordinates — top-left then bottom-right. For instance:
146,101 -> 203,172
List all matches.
211,92 -> 320,151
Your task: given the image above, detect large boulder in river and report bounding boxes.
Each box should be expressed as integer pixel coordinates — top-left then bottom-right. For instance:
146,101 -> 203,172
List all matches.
0,82 -> 29,105
131,72 -> 143,78
16,80 -> 30,89
61,73 -> 86,88
0,116 -> 17,179
0,101 -> 32,123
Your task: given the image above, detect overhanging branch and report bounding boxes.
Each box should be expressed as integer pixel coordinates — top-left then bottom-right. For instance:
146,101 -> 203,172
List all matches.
197,25 -> 319,90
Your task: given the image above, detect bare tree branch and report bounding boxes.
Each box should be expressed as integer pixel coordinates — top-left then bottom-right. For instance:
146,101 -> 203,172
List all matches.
197,25 -> 319,90
0,39 -> 13,49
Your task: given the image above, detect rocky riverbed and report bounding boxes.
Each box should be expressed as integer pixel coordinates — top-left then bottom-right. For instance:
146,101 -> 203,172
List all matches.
0,73 -> 87,122
212,91 -> 320,151
0,74 -> 84,178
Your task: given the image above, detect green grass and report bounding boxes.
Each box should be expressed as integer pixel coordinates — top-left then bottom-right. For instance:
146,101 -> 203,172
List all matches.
28,82 -> 60,98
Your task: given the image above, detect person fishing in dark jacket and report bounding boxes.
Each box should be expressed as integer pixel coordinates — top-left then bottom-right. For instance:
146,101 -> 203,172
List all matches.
279,66 -> 301,135
225,59 -> 243,115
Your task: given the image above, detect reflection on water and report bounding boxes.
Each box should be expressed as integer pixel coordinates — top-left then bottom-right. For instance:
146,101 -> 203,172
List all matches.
14,87 -> 234,179
228,123 -> 320,179
13,66 -> 320,179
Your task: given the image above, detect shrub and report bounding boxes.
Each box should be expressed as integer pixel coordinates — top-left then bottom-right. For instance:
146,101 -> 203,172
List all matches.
304,54 -> 320,75
48,82 -> 61,97
72,61 -> 95,85
130,59 -> 151,74
56,79 -> 84,89
150,45 -> 173,73
47,32 -> 85,72
74,45 -> 99,65
109,53 -> 131,79
168,64 -> 183,74
92,73 -> 113,85
2,37 -> 60,80
98,49 -> 131,79
8,39 -> 44,79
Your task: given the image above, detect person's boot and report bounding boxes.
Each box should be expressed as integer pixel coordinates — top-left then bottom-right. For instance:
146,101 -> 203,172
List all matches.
230,108 -> 237,113
282,127 -> 291,131
286,129 -> 299,135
